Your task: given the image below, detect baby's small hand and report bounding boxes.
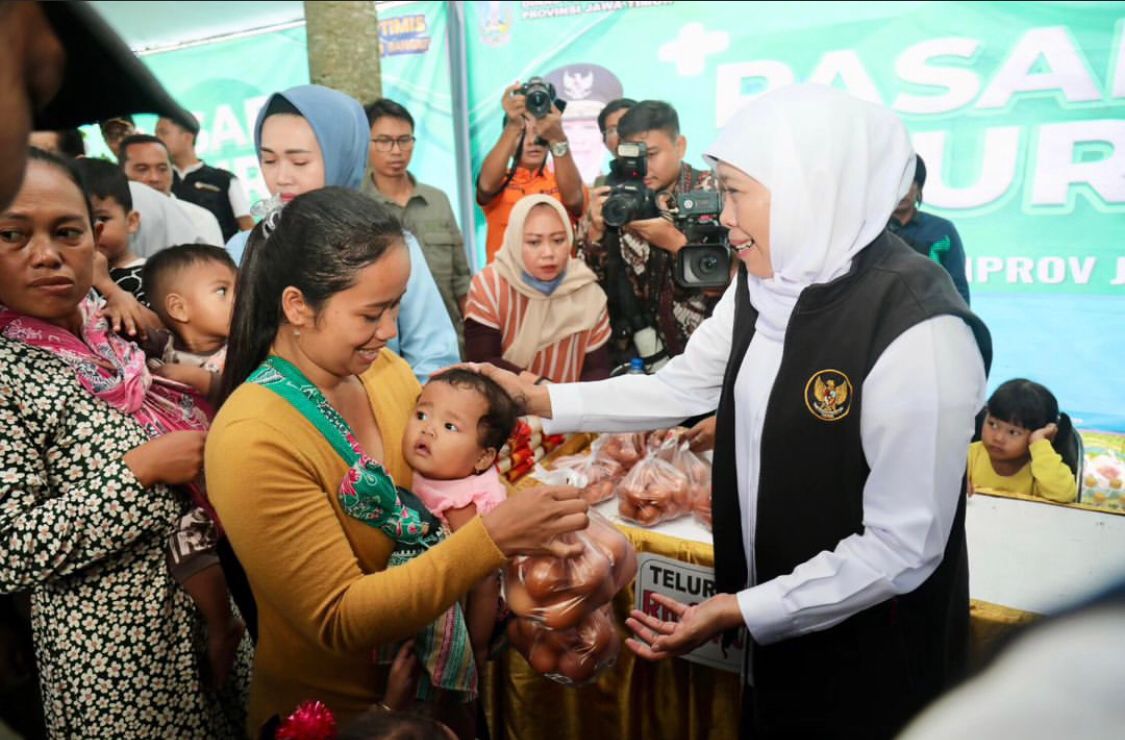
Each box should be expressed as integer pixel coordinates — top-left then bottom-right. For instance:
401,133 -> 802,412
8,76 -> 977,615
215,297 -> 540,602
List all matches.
1029,423 -> 1058,445
100,290 -> 163,340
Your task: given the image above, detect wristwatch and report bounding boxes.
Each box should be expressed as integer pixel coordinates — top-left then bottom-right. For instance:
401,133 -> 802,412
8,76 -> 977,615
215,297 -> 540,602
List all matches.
549,139 -> 570,158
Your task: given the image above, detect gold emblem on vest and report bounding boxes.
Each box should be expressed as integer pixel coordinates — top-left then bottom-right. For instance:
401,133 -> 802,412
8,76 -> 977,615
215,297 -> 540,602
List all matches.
804,370 -> 853,422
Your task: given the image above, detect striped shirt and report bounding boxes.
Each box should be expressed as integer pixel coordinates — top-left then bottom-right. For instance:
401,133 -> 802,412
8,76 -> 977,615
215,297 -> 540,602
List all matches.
465,265 -> 611,383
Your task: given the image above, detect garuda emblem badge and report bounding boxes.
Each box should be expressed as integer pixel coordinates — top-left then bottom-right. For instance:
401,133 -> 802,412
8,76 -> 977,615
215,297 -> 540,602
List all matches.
804,369 -> 853,422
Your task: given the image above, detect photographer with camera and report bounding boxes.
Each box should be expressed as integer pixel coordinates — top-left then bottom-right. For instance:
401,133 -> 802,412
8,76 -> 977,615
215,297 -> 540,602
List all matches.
579,100 -> 722,370
594,97 -> 636,186
476,79 -> 586,265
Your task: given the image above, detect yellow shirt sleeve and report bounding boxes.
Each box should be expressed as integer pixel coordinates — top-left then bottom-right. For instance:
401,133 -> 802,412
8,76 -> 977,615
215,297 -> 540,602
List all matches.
206,394 -> 505,653
1029,439 -> 1078,503
966,441 -> 985,492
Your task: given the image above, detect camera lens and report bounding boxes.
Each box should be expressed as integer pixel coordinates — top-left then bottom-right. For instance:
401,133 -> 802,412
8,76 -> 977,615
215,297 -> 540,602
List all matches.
603,195 -> 632,229
675,246 -> 730,289
525,85 -> 552,118
698,255 -> 720,275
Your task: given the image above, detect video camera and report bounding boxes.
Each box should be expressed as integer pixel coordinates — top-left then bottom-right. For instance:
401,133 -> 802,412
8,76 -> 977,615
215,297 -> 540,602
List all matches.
603,141 -> 660,228
516,77 -> 559,119
672,190 -> 731,290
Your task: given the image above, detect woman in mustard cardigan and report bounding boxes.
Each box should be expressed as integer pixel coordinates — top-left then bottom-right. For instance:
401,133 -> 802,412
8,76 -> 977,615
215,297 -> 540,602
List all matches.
205,188 -> 587,735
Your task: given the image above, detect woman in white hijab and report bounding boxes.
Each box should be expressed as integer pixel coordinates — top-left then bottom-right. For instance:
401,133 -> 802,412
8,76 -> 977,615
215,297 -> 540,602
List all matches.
475,84 -> 992,738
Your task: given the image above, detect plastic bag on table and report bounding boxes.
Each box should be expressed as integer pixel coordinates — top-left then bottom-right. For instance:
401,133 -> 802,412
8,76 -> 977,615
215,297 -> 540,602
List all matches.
595,432 -> 646,470
586,510 -> 637,592
615,447 -> 691,527
503,511 -> 637,630
669,442 -> 712,529
692,486 -> 712,531
646,427 -> 689,461
543,451 -> 625,505
506,603 -> 622,686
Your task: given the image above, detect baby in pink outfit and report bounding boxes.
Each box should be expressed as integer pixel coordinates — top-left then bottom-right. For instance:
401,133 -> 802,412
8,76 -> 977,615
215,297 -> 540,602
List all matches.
402,369 -> 522,666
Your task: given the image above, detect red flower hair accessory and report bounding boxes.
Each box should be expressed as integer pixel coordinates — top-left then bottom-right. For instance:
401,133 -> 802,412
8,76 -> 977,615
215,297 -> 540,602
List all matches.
276,700 -> 337,740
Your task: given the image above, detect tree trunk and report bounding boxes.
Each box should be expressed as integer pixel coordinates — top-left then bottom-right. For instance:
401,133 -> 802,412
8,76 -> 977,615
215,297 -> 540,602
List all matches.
303,0 -> 382,105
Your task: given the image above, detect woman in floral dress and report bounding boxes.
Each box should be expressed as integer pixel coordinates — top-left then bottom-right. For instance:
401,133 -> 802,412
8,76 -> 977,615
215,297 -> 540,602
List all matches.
0,149 -> 248,737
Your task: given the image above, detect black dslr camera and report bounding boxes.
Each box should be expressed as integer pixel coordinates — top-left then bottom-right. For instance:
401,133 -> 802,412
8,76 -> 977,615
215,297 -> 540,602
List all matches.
603,141 -> 660,228
517,77 -> 557,119
673,191 -> 731,289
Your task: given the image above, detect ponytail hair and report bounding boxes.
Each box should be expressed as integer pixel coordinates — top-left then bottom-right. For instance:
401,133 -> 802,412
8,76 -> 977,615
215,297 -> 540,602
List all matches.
1055,412 -> 1077,473
219,187 -> 404,404
986,378 -> 1077,468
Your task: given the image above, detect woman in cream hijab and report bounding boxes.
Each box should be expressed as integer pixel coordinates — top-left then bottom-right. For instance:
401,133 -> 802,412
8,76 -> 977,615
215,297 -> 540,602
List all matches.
464,193 -> 612,383
472,85 -> 992,738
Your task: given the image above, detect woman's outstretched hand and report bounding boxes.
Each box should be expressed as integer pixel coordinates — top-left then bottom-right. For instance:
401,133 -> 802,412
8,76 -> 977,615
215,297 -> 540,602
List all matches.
625,592 -> 743,660
439,362 -> 553,418
482,485 -> 588,558
685,415 -> 717,453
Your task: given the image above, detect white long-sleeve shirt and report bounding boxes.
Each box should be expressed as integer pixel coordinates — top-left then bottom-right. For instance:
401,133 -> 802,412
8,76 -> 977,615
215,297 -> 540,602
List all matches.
544,277 -> 987,645
171,195 -> 224,246
128,181 -> 199,259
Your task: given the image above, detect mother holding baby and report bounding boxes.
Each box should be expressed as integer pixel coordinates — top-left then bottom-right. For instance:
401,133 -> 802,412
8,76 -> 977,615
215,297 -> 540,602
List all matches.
205,184 -> 588,737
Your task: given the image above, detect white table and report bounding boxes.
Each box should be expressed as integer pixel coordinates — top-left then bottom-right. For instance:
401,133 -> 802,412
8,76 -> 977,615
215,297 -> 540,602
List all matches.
594,493 -> 1125,614
966,494 -> 1125,613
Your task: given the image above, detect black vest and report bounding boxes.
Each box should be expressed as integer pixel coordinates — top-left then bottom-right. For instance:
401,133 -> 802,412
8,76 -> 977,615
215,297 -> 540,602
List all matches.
172,164 -> 239,242
713,233 -> 991,739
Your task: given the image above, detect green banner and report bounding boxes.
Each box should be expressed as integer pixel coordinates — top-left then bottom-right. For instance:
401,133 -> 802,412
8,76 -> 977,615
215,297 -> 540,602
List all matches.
464,1 -> 1125,294
462,1 -> 1125,429
83,1 -> 458,208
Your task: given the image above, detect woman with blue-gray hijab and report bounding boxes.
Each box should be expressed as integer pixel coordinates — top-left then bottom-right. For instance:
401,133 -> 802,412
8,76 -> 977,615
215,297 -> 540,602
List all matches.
226,84 -> 459,382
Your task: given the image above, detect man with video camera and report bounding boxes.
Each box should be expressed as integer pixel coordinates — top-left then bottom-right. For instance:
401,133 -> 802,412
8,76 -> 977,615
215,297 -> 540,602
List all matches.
580,100 -> 723,370
477,78 -> 586,264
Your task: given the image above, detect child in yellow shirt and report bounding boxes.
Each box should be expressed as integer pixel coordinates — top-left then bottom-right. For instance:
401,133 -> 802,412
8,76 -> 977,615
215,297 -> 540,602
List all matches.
967,378 -> 1078,503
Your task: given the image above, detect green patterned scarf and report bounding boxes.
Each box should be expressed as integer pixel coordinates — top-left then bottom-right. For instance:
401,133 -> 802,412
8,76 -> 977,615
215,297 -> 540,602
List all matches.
249,356 -> 477,701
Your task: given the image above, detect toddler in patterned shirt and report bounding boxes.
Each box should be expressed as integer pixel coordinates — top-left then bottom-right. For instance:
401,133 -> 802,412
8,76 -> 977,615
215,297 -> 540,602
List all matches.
76,158 -> 146,303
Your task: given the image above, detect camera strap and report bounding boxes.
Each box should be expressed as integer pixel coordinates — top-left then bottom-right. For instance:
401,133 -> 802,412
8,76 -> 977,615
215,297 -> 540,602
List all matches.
604,229 -> 651,332
605,230 -> 673,371
477,127 -> 533,204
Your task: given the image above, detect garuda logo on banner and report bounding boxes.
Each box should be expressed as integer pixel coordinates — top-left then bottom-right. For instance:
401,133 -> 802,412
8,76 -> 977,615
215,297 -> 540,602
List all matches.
480,1 -> 513,47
